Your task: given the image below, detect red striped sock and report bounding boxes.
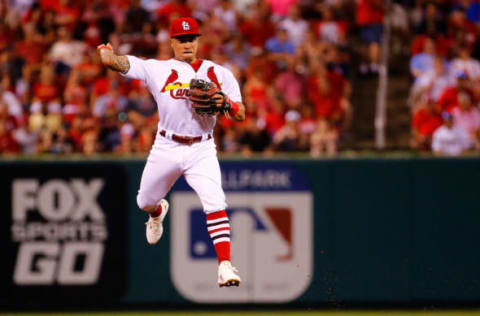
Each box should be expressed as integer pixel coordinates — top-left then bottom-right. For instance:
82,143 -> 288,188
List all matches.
206,210 -> 231,263
150,204 -> 163,218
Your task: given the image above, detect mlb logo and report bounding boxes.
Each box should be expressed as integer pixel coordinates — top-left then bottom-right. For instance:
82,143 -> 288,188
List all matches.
189,207 -> 266,260
171,192 -> 313,303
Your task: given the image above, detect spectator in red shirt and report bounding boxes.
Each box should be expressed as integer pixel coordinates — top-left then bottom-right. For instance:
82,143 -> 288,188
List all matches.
356,0 -> 384,75
0,101 -> 20,154
55,0 -> 81,29
33,64 -> 58,103
74,51 -> 102,86
0,120 -> 19,154
411,34 -> 451,58
93,74 -> 112,97
15,23 -> 47,71
437,72 -> 475,113
307,62 -> 349,127
259,101 -> 285,136
90,68 -> 124,112
411,97 -> 443,150
63,70 -> 89,124
240,5 -> 276,50
157,0 -> 192,25
68,115 -> 84,151
244,65 -> 269,109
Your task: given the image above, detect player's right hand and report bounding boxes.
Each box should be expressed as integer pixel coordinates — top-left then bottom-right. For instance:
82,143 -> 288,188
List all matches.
97,43 -> 114,66
97,42 -> 113,52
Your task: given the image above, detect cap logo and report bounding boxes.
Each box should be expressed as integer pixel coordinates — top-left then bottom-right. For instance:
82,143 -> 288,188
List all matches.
182,21 -> 190,31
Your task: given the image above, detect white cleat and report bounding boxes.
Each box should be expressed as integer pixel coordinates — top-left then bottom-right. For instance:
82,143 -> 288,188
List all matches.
217,260 -> 241,287
145,199 -> 169,245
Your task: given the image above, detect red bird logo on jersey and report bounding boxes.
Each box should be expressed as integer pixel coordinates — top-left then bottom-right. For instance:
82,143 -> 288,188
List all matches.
207,66 -> 221,89
161,69 -> 179,92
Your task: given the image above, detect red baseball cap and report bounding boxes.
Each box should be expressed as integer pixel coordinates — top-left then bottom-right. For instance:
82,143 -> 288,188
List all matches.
170,17 -> 200,38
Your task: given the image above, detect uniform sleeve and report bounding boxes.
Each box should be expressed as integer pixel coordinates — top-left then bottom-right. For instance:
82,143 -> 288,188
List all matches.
221,67 -> 242,103
122,55 -> 150,82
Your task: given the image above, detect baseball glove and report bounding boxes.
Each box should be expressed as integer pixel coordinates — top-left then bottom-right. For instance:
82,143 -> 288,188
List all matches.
189,79 -> 231,115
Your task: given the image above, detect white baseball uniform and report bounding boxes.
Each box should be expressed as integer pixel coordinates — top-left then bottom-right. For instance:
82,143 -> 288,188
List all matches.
122,56 -> 242,214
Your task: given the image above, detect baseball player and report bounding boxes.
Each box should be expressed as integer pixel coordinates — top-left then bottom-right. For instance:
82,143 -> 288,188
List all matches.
97,17 -> 245,287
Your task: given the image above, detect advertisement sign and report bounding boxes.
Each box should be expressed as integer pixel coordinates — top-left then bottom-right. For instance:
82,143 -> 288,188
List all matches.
0,164 -> 128,307
170,163 -> 313,303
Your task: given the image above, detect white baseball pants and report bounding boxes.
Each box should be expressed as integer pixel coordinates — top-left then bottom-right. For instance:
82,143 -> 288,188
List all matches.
136,135 -> 227,214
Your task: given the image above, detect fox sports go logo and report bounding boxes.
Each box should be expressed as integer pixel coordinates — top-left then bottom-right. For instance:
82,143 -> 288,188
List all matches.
11,178 -> 106,286
170,167 -> 313,303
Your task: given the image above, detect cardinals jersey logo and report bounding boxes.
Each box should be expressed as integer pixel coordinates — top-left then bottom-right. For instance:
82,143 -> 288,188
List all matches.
161,68 -> 222,100
169,83 -> 189,99
161,69 -> 178,92
182,21 -> 190,31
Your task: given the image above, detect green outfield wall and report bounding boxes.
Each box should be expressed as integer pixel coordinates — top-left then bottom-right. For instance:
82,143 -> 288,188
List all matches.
1,158 -> 479,309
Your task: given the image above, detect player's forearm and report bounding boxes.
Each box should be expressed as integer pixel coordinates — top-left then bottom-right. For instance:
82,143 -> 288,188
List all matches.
97,44 -> 130,74
101,53 -> 130,73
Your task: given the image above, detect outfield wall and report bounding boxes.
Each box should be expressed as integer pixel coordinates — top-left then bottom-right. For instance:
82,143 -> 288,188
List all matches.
1,158 -> 479,309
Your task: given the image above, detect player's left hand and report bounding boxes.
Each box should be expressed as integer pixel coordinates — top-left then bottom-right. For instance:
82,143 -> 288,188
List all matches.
212,93 -> 225,109
189,79 -> 231,115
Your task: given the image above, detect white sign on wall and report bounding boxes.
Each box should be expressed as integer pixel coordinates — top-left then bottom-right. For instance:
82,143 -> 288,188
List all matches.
170,192 -> 313,303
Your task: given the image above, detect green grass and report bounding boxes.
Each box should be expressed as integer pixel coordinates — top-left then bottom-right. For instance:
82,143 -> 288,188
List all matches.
4,311 -> 480,316
1,151 -> 480,162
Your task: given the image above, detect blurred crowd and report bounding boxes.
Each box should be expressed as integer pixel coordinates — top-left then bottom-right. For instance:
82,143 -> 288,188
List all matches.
0,0 -> 387,156
407,0 -> 480,156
